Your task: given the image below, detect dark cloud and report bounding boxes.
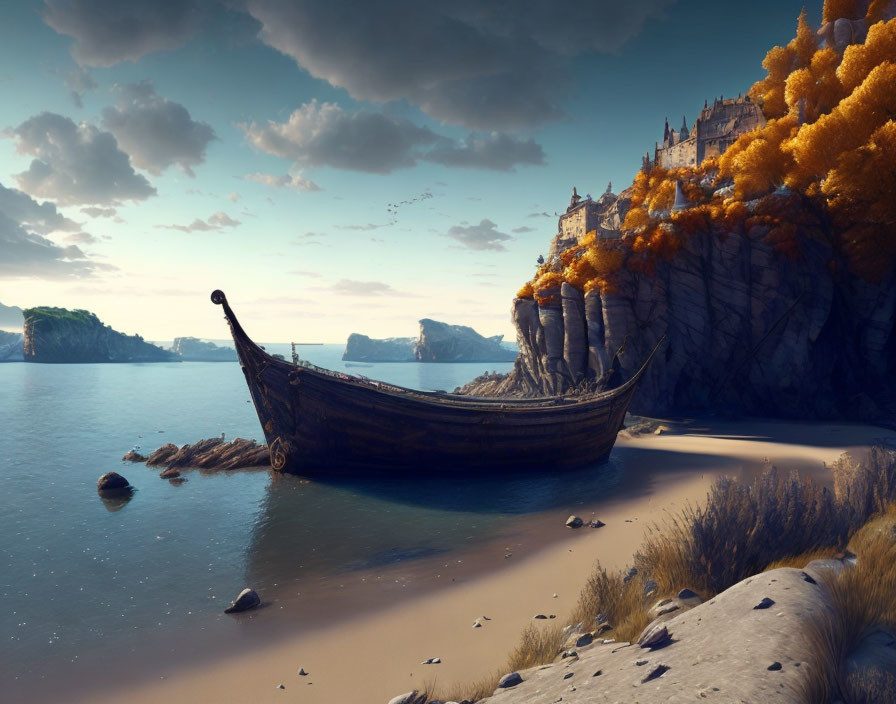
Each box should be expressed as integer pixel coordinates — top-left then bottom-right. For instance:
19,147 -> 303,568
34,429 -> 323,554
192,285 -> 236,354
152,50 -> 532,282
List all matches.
156,211 -> 241,233
423,133 -> 545,171
80,206 -> 117,218
65,231 -> 99,244
43,0 -> 208,67
246,0 -> 673,130
8,112 -> 156,205
444,219 -> 512,251
243,172 -> 321,191
60,65 -> 96,108
0,181 -> 79,234
243,100 -> 545,175
242,100 -> 439,175
0,212 -> 110,280
512,225 -> 537,233
102,81 -> 216,176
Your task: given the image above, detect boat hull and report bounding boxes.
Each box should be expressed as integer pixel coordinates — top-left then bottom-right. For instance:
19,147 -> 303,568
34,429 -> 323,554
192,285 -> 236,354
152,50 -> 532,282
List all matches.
212,290 -> 658,476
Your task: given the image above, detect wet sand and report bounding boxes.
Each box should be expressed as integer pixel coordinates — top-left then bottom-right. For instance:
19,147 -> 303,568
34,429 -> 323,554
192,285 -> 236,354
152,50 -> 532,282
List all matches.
75,419 -> 895,704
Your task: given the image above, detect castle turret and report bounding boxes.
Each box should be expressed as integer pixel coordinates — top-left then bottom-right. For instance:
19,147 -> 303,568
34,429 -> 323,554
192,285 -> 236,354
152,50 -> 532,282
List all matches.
663,117 -> 670,147
680,115 -> 690,140
568,186 -> 581,211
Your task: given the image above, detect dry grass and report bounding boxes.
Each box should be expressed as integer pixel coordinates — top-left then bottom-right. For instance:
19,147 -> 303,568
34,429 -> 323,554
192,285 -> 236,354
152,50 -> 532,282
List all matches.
801,503 -> 896,703
440,446 -> 896,703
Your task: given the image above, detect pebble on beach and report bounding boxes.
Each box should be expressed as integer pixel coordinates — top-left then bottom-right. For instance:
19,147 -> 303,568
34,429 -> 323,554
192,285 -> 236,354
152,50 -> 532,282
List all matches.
224,588 -> 261,614
566,515 -> 584,528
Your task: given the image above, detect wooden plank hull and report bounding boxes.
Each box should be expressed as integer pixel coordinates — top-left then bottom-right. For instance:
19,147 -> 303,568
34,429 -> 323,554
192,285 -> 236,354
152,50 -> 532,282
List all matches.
211,290 -> 659,476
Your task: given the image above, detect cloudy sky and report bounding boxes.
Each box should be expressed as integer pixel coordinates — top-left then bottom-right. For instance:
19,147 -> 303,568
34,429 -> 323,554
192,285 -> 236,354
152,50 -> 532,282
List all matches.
0,0 -> 813,342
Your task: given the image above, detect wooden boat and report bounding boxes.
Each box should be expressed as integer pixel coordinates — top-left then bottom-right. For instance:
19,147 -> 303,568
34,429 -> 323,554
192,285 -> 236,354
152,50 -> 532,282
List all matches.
212,290 -> 663,475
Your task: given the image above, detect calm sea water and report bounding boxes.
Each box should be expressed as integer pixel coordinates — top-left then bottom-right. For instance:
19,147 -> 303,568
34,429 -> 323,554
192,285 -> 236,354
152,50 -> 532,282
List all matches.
0,346 -> 637,701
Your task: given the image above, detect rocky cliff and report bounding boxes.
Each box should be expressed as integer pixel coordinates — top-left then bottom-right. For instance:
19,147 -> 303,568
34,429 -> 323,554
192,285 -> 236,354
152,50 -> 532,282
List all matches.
23,307 -> 177,363
461,195 -> 895,424
414,318 -> 516,363
343,333 -> 416,362
171,336 -> 237,362
0,330 -> 24,362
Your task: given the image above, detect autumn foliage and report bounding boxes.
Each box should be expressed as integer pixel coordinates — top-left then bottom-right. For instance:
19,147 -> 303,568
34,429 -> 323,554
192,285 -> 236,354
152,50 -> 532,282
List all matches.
517,9 -> 896,300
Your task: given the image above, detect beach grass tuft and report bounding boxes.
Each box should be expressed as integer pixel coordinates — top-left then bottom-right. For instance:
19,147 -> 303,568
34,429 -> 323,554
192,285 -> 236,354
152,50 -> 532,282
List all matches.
441,445 -> 896,702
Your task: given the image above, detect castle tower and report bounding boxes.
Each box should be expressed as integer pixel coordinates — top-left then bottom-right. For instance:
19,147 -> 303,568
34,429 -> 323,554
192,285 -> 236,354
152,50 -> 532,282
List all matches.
568,186 -> 581,211
663,117 -> 670,147
680,115 -> 690,140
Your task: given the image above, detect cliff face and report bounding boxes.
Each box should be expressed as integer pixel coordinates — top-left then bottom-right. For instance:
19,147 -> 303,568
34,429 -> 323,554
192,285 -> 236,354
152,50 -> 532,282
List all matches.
463,219 -> 895,424
414,319 -> 517,363
342,333 -> 416,362
23,307 -> 177,363
0,330 -> 24,362
171,337 -> 237,362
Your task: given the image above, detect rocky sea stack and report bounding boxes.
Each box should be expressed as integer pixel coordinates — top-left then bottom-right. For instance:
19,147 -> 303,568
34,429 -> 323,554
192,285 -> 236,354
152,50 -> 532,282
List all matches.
343,318 -> 515,363
23,307 -> 176,364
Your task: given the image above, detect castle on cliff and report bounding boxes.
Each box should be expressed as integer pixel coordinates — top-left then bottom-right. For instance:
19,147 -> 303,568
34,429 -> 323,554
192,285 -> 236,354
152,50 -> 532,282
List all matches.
648,95 -> 766,170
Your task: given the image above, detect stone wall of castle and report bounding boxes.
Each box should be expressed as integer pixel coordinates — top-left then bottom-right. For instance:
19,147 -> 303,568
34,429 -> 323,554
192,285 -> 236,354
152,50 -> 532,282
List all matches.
654,96 -> 765,169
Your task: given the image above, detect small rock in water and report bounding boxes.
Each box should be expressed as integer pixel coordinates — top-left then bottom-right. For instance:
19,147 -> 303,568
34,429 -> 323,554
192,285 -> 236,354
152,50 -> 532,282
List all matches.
420,657 -> 441,664
224,588 -> 260,614
497,672 -> 523,688
122,450 -> 146,462
168,476 -> 187,486
677,588 -> 699,600
160,467 -> 181,479
768,661 -> 782,671
298,668 -> 308,676
753,597 -> 775,610
566,515 -> 584,529
97,472 -> 129,491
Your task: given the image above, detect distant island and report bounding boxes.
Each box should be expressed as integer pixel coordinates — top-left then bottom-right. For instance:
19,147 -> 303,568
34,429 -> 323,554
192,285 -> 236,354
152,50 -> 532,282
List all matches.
0,330 -> 24,362
23,307 -> 176,363
171,337 -> 237,362
0,302 -> 23,330
343,318 -> 517,363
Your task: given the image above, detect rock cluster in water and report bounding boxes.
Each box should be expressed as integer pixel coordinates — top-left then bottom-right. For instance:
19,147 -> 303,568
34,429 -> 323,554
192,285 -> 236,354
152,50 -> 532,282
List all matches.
138,438 -> 270,470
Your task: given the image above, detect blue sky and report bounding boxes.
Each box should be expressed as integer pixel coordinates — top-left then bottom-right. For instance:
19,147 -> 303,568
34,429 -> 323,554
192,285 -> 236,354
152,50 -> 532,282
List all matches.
0,0 -> 815,342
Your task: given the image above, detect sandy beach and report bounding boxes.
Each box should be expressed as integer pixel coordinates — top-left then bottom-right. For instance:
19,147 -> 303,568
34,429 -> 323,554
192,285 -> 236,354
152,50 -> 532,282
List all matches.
72,419 -> 894,704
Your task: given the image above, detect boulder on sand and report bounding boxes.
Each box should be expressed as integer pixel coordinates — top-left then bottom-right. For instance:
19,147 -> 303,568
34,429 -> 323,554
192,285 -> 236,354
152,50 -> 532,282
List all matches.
224,588 -> 261,614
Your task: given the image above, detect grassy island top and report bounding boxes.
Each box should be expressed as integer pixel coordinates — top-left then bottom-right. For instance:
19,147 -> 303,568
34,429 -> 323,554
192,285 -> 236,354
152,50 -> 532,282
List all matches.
23,307 -> 101,325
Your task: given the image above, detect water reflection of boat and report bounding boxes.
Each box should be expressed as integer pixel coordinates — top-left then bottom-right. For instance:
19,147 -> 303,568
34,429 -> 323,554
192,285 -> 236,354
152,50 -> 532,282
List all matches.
212,290 -> 662,475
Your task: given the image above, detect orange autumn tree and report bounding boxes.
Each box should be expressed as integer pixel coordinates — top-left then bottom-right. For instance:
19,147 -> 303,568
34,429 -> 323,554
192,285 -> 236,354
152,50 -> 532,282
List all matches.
749,9 -> 819,118
518,8 -> 896,301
